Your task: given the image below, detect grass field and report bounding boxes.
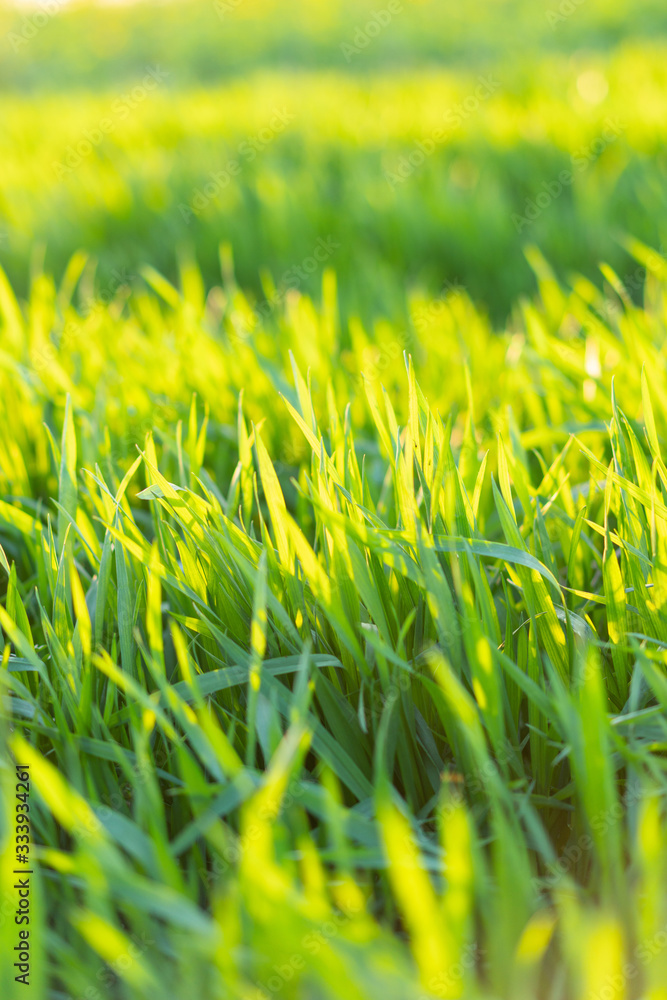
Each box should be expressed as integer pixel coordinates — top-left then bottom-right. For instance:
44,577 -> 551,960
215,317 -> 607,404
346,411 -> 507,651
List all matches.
1,1 -> 667,999
1,1 -> 666,320
1,240 -> 667,999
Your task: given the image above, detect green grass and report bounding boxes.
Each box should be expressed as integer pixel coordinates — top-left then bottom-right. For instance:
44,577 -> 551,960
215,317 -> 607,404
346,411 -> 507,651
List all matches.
4,0 -> 666,90
1,1 -> 666,320
2,3 -> 667,995
1,240 -> 667,998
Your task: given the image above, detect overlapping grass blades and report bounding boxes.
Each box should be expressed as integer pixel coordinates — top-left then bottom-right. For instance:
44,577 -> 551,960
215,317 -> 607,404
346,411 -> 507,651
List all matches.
1,246 -> 667,998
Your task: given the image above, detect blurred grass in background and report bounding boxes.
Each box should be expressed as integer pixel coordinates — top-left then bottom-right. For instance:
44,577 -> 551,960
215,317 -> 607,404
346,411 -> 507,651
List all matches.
0,0 -> 666,321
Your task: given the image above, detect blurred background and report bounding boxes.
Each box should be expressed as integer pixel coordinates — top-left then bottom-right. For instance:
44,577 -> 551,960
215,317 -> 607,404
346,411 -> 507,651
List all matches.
1,0 -> 666,324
